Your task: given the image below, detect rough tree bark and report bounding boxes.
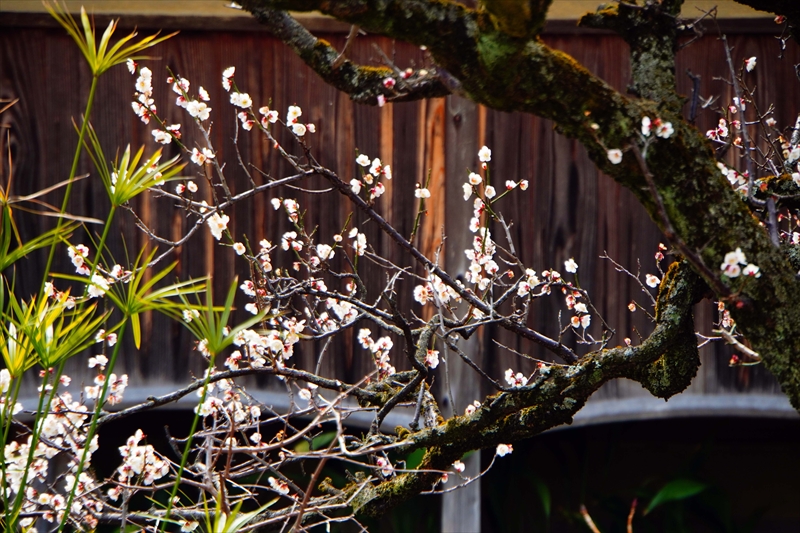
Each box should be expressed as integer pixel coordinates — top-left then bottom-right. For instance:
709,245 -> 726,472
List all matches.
237,0 -> 800,519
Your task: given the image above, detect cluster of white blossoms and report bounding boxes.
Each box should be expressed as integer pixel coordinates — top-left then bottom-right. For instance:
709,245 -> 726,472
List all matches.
207,212 -> 230,241
468,197 -> 485,233
464,400 -> 482,416
716,161 -> 747,192
259,105 -> 280,127
85,349 -> 129,404
558,266 -> 591,329
516,268 -> 542,297
504,369 -> 528,387
352,153 -> 392,201
113,429 -> 170,487
193,369 -> 263,431
779,134 -> 800,186
66,245 -> 118,298
462,145 -> 527,203
281,231 -> 303,252
281,197 -> 301,221
413,273 -> 462,306
229,318 -> 306,365
130,65 -> 156,124
608,116 -> 674,164
229,329 -> 269,368
706,117 -> 731,142
4,378 -> 110,528
321,284 -> 360,331
425,349 -> 440,369
190,146 -> 215,166
67,244 -> 91,276
721,247 -> 761,278
349,228 -> 368,256
357,328 -> 396,379
464,228 -> 499,291
641,116 -> 675,139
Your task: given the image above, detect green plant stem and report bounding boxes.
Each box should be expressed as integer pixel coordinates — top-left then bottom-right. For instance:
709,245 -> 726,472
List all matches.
40,75 -> 99,297
57,320 -> 127,533
86,205 -> 118,284
160,355 -> 216,532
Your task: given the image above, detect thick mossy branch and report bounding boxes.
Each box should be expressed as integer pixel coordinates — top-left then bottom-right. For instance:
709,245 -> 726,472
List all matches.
579,1 -> 683,112
480,0 -> 553,38
244,7 -> 451,104
344,260 -> 707,518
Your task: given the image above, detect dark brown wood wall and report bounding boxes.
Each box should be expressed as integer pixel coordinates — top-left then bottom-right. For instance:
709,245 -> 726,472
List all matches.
2,19 -> 797,398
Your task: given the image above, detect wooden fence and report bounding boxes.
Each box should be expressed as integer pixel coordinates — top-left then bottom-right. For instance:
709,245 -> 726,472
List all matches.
2,14 -> 798,413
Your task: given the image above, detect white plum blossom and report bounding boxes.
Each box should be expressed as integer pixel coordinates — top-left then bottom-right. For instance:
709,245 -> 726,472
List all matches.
190,147 -> 215,166
571,314 -> 591,329
316,243 -> 335,261
642,116 -> 652,136
415,187 -> 431,199
564,258 -> 578,273
484,185 -> 496,198
464,400 -> 482,416
745,56 -> 757,72
356,154 -> 370,167
656,121 -> 674,139
353,232 -> 367,256
0,368 -> 11,394
504,369 -> 528,387
608,149 -> 623,164
425,349 -> 440,369
222,66 -> 235,91
229,92 -> 252,108
185,100 -> 211,121
87,274 -> 110,298
721,247 -> 759,278
496,443 -> 513,457
463,183 -> 473,201
207,212 -> 230,240
238,111 -> 254,130
233,242 -> 246,255
350,179 -> 362,194
742,263 -> 761,277
291,123 -> 307,136
369,158 -> 382,176
286,105 -> 302,123
645,274 -> 660,288
151,129 -> 171,144
468,172 -> 482,185
478,145 -> 492,162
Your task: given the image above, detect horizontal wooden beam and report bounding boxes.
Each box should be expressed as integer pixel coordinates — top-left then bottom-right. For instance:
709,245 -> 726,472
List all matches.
2,0 -> 771,19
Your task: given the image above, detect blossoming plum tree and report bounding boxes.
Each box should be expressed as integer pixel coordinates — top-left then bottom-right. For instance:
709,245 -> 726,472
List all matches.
3,0 -> 800,530
234,1 -> 800,408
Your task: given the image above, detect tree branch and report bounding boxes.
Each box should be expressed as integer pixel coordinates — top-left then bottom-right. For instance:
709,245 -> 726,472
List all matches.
243,6 -> 451,105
